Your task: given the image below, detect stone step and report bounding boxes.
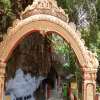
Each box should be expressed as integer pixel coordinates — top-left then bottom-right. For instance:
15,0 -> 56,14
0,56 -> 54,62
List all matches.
49,89 -> 63,100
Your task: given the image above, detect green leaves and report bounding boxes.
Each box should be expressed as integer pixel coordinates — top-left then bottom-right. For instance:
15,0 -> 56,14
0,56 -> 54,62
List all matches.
1,0 -> 11,14
0,0 -> 99,60
49,33 -> 78,74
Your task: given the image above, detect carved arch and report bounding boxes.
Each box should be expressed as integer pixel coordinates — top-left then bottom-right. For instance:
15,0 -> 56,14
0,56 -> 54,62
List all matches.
0,0 -> 99,100
0,0 -> 99,71
0,14 -> 98,71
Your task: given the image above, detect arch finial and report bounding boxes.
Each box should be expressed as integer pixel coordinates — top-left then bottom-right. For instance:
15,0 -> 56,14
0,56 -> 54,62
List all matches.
21,0 -> 69,22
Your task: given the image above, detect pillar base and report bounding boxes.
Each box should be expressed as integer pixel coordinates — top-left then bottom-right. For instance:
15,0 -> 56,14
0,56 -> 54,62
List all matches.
82,68 -> 97,100
0,61 -> 6,100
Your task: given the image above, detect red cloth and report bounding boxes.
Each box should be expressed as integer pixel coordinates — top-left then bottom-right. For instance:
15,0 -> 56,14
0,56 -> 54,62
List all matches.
74,95 -> 77,100
47,85 -> 51,98
68,87 -> 74,100
68,87 -> 71,96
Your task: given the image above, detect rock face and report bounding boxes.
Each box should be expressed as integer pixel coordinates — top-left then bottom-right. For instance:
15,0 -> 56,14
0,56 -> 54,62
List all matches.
6,68 -> 45,100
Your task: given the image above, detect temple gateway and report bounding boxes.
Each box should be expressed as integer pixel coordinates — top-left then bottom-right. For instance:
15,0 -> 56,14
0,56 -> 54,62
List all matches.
0,0 -> 99,100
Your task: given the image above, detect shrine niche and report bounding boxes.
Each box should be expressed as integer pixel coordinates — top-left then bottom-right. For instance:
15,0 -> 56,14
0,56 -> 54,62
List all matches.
0,0 -> 99,100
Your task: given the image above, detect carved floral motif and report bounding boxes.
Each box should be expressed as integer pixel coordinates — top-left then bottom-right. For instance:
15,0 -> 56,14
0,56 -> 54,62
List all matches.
0,61 -> 6,76
0,1 -> 99,100
0,61 -> 6,99
21,0 -> 69,22
0,0 -> 99,69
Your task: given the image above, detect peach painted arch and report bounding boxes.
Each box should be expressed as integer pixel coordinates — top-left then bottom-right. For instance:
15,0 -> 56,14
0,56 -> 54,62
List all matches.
0,14 -> 98,70
0,1 -> 98,100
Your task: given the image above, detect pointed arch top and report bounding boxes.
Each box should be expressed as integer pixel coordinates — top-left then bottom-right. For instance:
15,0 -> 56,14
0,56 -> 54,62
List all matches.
21,0 -> 68,22
0,0 -> 99,71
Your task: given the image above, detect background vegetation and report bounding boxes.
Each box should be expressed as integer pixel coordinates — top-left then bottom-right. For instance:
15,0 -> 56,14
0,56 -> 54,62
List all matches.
0,0 -> 100,58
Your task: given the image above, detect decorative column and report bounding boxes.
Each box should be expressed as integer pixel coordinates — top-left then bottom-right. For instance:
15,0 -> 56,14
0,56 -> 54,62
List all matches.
0,61 -> 6,100
82,68 -> 97,100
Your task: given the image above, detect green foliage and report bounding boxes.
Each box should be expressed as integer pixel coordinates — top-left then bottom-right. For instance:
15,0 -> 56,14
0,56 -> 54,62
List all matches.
1,0 -> 11,14
49,34 -> 78,75
51,35 -> 69,54
59,0 -> 100,60
96,86 -> 100,93
0,0 -> 99,71
0,0 -> 14,35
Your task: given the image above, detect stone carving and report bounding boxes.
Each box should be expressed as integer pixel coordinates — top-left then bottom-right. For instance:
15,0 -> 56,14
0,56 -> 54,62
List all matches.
0,78 -> 2,98
87,84 -> 94,100
7,19 -> 21,36
83,72 -> 96,81
0,0 -> 99,100
0,0 -> 99,70
21,0 -> 69,22
0,61 -> 6,99
0,61 -> 6,75
85,51 -> 96,68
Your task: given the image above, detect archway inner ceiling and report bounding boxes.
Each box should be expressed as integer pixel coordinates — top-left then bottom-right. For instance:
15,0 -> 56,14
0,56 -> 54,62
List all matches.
0,0 -> 99,100
0,20 -> 85,68
0,0 -> 99,72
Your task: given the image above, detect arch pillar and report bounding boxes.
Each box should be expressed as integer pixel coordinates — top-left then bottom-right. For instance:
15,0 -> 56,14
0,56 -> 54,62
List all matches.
82,68 -> 97,100
0,61 -> 6,100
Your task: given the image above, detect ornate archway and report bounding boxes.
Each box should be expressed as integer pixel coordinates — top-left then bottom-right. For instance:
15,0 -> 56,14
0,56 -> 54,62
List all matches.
0,0 -> 99,100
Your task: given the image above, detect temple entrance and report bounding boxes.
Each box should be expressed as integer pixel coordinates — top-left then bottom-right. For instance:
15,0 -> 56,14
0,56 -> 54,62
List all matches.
4,31 -> 82,100
0,0 -> 99,100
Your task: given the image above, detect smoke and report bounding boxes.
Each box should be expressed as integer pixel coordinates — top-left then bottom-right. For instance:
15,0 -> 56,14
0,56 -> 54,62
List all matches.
5,68 -> 45,100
